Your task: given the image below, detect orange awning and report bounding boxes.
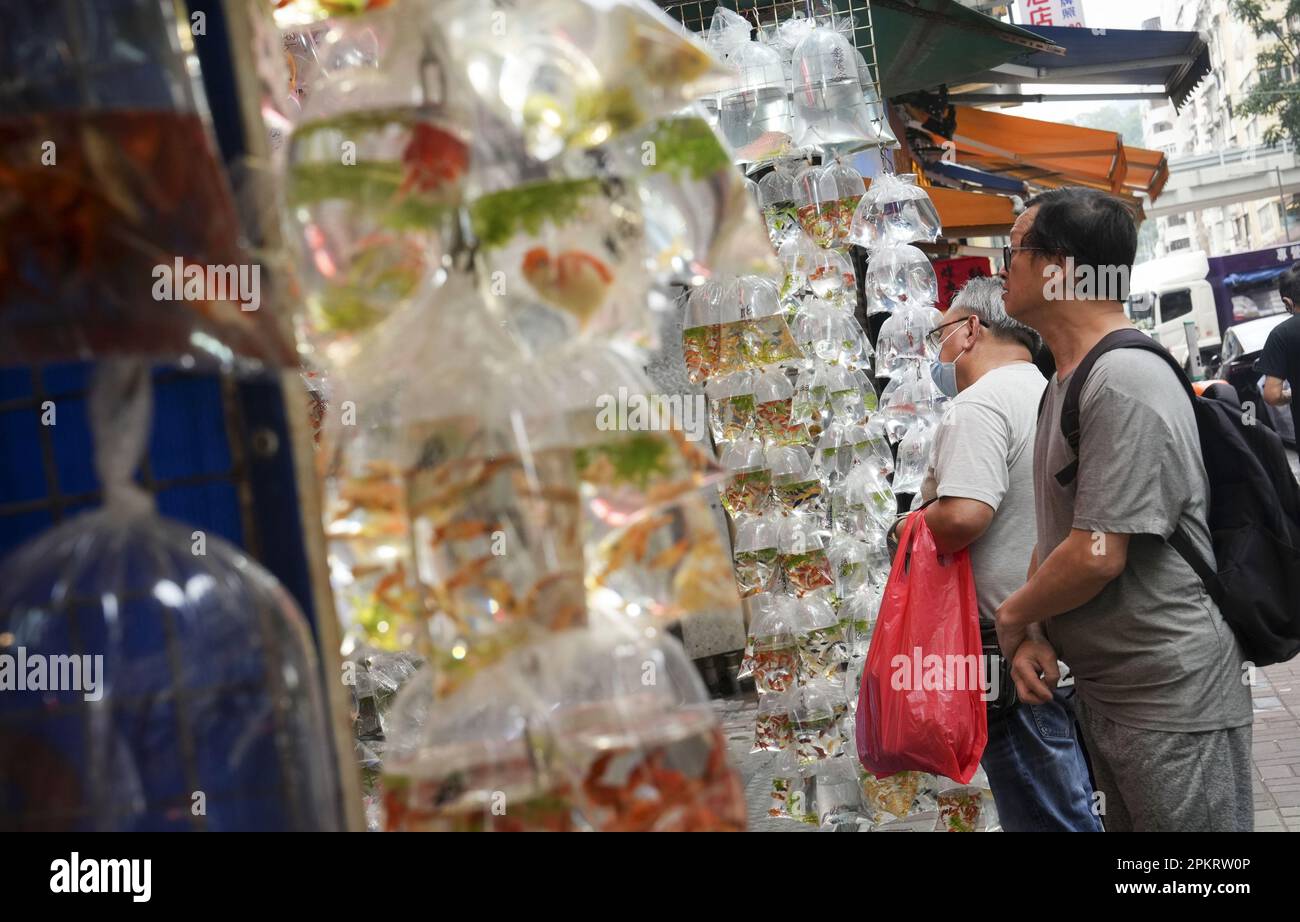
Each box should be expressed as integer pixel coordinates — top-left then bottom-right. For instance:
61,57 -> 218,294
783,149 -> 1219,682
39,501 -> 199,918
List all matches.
907,104 -> 1168,202
1122,146 -> 1169,201
925,186 -> 1017,237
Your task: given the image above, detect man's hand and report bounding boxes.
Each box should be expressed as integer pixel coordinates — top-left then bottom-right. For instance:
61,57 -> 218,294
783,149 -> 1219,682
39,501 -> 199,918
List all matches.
1010,639 -> 1061,705
994,603 -> 1027,661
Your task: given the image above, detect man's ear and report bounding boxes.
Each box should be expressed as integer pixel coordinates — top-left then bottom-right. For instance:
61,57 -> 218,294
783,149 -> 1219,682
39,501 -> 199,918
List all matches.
1286,297 -> 1295,313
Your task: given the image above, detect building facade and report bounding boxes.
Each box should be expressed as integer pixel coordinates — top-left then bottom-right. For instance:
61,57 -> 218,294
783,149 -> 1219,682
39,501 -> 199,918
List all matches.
1142,0 -> 1298,257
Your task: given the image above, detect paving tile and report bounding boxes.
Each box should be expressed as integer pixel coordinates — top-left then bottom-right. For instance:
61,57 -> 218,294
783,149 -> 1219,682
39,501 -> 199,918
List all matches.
1259,764 -> 1294,779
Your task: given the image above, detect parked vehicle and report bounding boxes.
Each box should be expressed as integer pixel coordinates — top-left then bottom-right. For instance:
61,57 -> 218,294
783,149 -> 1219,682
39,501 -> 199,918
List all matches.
1124,244 -> 1300,369
1209,313 -> 1296,448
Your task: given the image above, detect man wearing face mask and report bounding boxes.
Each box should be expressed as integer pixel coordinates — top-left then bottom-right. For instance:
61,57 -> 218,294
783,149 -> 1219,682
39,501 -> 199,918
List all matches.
911,275 -> 1100,831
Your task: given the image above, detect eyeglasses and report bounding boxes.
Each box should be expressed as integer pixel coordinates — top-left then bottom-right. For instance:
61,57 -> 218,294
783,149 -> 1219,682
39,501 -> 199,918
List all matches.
926,315 -> 989,349
1002,244 -> 1045,269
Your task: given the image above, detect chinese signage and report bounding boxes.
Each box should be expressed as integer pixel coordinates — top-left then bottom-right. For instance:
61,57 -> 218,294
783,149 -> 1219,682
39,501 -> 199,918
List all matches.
1017,0 -> 1086,28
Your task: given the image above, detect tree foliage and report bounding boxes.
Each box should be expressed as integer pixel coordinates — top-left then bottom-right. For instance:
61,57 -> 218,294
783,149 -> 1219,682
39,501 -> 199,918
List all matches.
1231,0 -> 1300,148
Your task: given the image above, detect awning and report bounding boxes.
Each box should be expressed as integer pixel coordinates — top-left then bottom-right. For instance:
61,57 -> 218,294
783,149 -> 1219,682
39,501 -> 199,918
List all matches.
924,185 -> 1017,237
925,159 -> 1027,195
1225,266 -> 1292,289
907,103 -> 1169,201
1123,146 -> 1170,202
911,103 -> 1126,192
867,0 -> 1063,97
948,25 -> 1211,111
657,0 -> 1062,98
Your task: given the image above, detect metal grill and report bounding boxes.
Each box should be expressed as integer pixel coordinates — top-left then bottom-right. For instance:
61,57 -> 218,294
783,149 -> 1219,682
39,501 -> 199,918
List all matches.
656,0 -> 886,114
0,365 -> 256,559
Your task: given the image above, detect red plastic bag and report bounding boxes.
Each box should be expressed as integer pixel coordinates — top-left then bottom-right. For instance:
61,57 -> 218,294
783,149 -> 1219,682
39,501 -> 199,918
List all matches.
856,513 -> 987,783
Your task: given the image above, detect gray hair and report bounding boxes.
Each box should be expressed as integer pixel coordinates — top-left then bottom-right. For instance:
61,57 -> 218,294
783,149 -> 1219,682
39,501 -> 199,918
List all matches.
950,276 -> 1041,355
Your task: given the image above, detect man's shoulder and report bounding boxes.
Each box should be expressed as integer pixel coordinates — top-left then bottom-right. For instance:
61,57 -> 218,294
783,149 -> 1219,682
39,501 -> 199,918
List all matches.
1265,313 -> 1300,343
1085,346 -> 1184,404
959,362 -> 1046,409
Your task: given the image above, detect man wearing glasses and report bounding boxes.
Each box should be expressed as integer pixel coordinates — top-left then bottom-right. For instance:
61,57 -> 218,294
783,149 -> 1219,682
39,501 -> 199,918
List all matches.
995,187 -> 1253,831
909,275 -> 1100,831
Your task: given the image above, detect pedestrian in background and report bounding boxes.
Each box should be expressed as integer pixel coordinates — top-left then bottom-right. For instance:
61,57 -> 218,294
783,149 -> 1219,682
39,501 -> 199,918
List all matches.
1259,263 -> 1299,416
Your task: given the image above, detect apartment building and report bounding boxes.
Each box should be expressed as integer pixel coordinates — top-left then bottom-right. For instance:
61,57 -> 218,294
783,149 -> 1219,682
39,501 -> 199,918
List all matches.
1142,0 -> 1298,256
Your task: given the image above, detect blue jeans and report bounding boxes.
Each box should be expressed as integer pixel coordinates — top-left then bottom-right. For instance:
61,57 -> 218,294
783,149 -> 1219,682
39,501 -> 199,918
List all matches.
981,685 -> 1102,832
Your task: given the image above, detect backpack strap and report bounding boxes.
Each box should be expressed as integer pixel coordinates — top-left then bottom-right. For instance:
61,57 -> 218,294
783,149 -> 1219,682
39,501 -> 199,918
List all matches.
1167,526 -> 1227,608
1055,328 -> 1193,487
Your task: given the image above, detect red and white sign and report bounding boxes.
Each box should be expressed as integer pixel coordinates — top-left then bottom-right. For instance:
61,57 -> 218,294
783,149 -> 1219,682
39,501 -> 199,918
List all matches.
1016,0 -> 1087,28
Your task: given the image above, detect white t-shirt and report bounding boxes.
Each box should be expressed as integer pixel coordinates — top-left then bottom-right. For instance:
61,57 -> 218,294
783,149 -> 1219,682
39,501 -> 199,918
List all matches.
920,361 -> 1046,623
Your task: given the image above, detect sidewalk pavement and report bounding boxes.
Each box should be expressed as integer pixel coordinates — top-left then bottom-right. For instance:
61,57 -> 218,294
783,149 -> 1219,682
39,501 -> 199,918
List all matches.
1252,660 -> 1300,832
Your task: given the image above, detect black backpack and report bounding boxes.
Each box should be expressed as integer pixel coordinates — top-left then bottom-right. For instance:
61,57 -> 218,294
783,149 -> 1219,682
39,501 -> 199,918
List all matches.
1044,328 -> 1300,667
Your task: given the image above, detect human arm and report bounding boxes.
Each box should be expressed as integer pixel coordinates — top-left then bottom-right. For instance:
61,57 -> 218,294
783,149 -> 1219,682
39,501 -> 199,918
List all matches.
922,400 -> 1008,554
1263,375 -> 1291,406
922,496 -> 995,555
1257,327 -> 1293,406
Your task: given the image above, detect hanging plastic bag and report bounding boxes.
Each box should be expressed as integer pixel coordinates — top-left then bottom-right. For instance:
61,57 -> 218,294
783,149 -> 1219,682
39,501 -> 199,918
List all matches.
876,303 -> 944,375
850,172 -> 943,250
792,678 -> 845,764
768,444 -> 824,512
743,592 -> 799,693
863,244 -> 939,313
717,38 -> 795,164
780,514 -> 835,598
777,230 -> 819,300
731,275 -> 803,368
622,109 -> 780,283
0,360 -> 341,830
754,365 -> 811,446
793,593 -> 847,681
759,161 -> 802,248
856,514 -> 986,783
719,432 -> 774,518
705,371 -> 757,442
0,3 -> 296,368
893,416 -> 938,495
790,25 -> 882,151
733,512 -> 784,597
753,690 -> 796,752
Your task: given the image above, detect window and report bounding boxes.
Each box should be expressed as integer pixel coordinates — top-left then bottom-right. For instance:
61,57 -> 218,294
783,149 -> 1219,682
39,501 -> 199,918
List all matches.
1152,120 -> 1174,133
1168,238 -> 1192,252
1160,288 -> 1194,321
1167,213 -> 1187,227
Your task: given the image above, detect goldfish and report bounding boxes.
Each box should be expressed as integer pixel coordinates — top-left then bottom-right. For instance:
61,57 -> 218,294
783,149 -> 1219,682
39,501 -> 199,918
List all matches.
521,247 -> 614,323
399,122 -> 468,197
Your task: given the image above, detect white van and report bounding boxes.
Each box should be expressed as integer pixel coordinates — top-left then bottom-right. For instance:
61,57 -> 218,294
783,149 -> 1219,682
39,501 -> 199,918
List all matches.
1123,251 -> 1222,369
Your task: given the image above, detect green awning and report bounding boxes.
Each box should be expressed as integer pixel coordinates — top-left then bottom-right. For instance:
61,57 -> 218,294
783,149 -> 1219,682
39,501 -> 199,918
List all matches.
869,0 -> 1062,97
657,0 -> 1061,97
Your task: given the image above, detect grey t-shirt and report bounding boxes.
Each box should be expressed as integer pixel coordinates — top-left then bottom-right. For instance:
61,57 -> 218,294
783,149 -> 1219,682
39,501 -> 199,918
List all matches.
921,362 -> 1045,623
1034,348 -> 1252,733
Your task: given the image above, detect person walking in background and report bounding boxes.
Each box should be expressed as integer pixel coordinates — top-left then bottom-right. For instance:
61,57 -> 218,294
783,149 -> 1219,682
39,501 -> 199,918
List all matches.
908,275 -> 1099,832
996,187 -> 1253,832
1259,263 -> 1299,417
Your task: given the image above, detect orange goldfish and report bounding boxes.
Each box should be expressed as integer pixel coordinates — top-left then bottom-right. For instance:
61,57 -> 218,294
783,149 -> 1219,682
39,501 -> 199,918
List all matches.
521,247 -> 614,323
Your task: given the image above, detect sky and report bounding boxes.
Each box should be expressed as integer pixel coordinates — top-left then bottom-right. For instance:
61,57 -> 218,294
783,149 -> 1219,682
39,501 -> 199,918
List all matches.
999,0 -> 1171,124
